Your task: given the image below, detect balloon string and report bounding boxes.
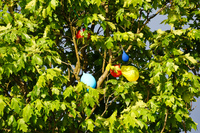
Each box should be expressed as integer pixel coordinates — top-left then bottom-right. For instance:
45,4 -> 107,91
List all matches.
72,6 -> 88,30
72,6 -> 79,20
120,45 -> 123,66
121,45 -> 124,51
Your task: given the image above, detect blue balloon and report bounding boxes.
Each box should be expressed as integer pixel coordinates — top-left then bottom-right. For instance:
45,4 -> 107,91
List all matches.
80,73 -> 96,90
122,50 -> 129,62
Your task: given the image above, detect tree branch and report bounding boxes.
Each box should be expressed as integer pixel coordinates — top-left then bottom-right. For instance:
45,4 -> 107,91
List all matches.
139,2 -> 171,33
61,61 -> 75,71
96,1 -> 112,88
182,120 -> 187,133
125,2 -> 171,54
102,50 -> 107,73
80,44 -> 89,72
161,108 -> 169,133
97,50 -> 111,88
69,22 -> 81,81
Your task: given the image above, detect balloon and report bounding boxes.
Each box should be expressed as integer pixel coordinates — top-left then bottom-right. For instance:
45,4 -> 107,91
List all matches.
110,64 -> 122,77
76,28 -> 90,39
80,72 -> 96,89
121,66 -> 139,82
122,50 -> 129,62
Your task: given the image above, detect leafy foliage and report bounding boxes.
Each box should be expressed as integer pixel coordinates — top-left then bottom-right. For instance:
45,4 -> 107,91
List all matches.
0,0 -> 200,132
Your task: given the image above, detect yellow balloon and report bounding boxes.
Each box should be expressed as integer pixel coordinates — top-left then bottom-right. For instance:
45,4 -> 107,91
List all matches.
121,66 -> 139,82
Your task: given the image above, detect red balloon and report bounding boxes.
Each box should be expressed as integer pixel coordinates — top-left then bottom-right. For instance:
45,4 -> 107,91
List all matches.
110,64 -> 122,77
76,28 -> 90,39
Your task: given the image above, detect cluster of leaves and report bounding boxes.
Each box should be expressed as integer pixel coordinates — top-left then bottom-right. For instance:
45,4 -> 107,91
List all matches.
0,0 -> 200,132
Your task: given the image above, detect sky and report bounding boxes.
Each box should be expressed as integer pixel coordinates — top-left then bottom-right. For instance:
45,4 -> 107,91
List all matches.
147,13 -> 200,133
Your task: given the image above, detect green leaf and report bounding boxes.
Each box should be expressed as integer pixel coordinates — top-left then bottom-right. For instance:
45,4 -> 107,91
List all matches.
71,100 -> 76,108
51,0 -> 58,10
107,22 -> 116,30
42,9 -> 47,18
106,79 -> 118,85
52,56 -> 61,64
185,53 -> 197,64
77,19 -> 83,27
10,30 -> 18,42
63,86 -> 73,99
175,113 -> 182,122
98,14 -> 105,21
126,12 -> 138,19
105,37 -> 114,49
25,0 -> 36,9
52,87 -> 60,95
84,93 -> 95,107
21,33 -> 31,41
10,85 -> 20,96
157,29 -> 165,34
11,98 -> 21,114
43,25 -> 50,37
31,54 -> 43,66
17,118 -> 28,132
173,30 -> 183,35
0,97 -> 6,116
165,100 -> 173,107
3,13 -> 13,24
89,88 -> 99,101
86,119 -> 94,132
0,47 -> 7,53
122,33 -> 129,41
84,107 -> 92,116
106,64 -> 111,71
51,100 -> 60,112
36,75 -> 46,87
35,99 -> 43,112
182,93 -> 191,103
116,8 -> 124,22
23,104 -> 33,122
109,110 -> 117,131
92,13 -> 98,21
46,68 -> 60,80
0,23 -> 12,32
61,103 -> 66,110
8,115 -> 16,126
125,98 -> 130,106
191,122 -> 198,131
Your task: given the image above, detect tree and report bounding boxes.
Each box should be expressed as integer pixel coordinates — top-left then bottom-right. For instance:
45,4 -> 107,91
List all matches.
0,0 -> 200,132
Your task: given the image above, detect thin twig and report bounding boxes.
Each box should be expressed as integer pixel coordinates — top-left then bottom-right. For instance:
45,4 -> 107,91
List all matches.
186,64 -> 195,70
85,96 -> 104,120
182,120 -> 187,133
126,2 -> 171,54
61,61 -> 75,71
139,2 -> 171,33
102,50 -> 107,73
137,9 -> 143,33
79,44 -> 89,53
101,93 -> 118,117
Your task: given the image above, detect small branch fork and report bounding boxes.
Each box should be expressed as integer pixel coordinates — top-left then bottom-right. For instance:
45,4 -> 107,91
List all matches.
101,91 -> 118,117
62,5 -> 81,82
126,1 -> 172,53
